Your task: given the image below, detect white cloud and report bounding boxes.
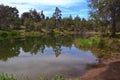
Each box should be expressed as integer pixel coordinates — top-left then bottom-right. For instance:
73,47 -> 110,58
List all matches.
0,0 -> 88,18
1,0 -> 85,6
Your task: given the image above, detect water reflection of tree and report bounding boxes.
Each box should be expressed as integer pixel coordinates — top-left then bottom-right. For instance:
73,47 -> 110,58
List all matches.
74,41 -> 111,65
53,36 -> 62,57
0,34 -> 78,61
0,39 -> 20,61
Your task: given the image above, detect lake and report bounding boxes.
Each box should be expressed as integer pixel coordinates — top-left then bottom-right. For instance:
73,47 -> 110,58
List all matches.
0,35 -> 98,80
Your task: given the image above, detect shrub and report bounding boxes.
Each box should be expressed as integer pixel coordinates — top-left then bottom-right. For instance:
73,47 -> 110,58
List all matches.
98,39 -> 107,49
0,32 -> 8,38
10,31 -> 20,36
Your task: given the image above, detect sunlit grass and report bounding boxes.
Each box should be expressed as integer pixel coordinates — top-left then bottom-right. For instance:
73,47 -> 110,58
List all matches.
74,35 -> 120,58
74,35 -> 100,49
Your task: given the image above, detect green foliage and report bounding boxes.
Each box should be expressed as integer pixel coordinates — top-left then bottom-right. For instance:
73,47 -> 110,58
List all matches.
0,74 -> 16,80
74,36 -> 100,49
0,30 -> 20,40
108,39 -> 120,52
21,9 -> 41,23
25,31 -> 42,37
110,32 -> 120,38
0,4 -> 96,34
0,4 -> 19,30
74,36 -> 110,50
53,7 -> 62,22
0,32 -> 8,38
98,39 -> 107,49
74,35 -> 120,59
10,31 -> 20,36
88,0 -> 120,36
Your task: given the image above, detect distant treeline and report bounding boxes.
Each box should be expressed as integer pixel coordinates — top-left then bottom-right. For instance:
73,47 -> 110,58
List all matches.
0,0 -> 120,36
0,4 -> 96,33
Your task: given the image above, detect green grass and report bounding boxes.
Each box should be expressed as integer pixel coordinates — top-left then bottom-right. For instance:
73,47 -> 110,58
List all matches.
0,74 -> 80,80
0,74 -> 16,80
74,35 -> 100,49
25,31 -> 43,37
74,35 -> 120,58
0,29 -> 78,40
0,30 -> 20,40
0,30 -> 43,40
0,30 -> 20,36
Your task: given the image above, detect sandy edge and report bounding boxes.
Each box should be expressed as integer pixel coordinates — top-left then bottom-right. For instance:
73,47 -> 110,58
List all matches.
80,54 -> 120,80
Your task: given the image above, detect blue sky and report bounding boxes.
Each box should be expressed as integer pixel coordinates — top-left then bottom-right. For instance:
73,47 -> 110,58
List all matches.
0,0 -> 89,18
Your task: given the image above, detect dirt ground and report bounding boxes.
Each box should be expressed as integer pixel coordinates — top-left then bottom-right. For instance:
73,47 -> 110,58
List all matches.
81,54 -> 120,80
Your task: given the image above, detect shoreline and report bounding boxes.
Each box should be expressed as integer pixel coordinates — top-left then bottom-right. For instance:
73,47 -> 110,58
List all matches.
81,54 -> 120,80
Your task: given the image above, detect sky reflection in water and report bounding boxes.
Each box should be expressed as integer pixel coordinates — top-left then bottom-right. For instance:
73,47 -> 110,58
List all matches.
0,35 -> 97,80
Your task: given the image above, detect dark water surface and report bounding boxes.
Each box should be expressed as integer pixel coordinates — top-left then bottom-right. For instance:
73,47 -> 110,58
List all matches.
0,35 -> 97,80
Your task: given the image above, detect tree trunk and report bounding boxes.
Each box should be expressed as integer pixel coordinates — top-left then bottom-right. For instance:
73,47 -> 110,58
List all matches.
111,10 -> 116,36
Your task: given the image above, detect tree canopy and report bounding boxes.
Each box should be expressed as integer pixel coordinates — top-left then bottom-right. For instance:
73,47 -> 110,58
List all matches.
0,4 -> 19,30
88,0 -> 120,36
0,4 -> 101,33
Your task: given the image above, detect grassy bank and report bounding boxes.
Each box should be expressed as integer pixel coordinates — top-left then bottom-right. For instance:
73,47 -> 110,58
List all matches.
0,30 -> 20,40
19,30 -> 43,37
0,30 -> 44,40
74,35 -> 100,49
0,30 -> 76,40
74,34 -> 120,59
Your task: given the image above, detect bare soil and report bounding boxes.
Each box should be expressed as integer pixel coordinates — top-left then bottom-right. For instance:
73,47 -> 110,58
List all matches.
81,54 -> 120,80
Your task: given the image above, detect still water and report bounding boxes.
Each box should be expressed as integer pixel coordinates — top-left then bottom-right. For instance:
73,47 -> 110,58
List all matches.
0,35 -> 97,80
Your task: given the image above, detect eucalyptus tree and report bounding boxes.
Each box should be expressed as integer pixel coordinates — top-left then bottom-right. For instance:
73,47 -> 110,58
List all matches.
53,7 -> 62,26
62,15 -> 74,31
29,9 -> 41,22
40,10 -> 45,20
88,0 -> 120,36
21,9 -> 44,31
74,16 -> 81,26
0,4 -> 19,30
40,10 -> 46,29
21,12 -> 31,25
73,16 -> 81,32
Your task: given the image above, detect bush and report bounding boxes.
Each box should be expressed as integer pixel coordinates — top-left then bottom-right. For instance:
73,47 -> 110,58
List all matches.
0,32 -> 8,38
74,36 -> 100,49
10,31 -> 19,36
98,39 -> 107,49
0,30 -> 20,40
